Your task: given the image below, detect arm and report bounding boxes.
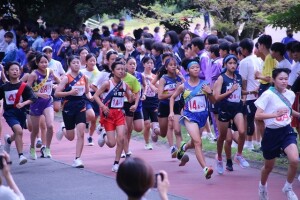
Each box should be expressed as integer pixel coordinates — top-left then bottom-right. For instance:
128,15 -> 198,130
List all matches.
202,84 -> 216,104
0,64 -> 8,83
84,75 -> 92,100
93,81 -> 110,115
157,78 -> 172,100
292,109 -> 300,118
255,107 -> 288,121
213,76 -> 237,102
169,84 -> 184,120
1,152 -> 25,200
54,76 -> 78,98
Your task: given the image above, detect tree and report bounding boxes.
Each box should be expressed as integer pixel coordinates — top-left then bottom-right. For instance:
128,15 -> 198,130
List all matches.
268,4 -> 300,31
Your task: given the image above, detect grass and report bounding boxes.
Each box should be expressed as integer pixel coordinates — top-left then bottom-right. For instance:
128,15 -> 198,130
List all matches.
132,126 -> 300,171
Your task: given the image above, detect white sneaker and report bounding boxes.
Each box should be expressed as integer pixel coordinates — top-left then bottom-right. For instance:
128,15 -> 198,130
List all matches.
56,122 -> 65,141
19,155 -> 27,165
234,154 -> 250,168
4,135 -> 11,153
144,143 -> 153,150
282,186 -> 298,200
259,185 -> 269,200
112,164 -> 119,172
30,147 -> 37,160
121,151 -> 132,158
201,131 -> 208,139
72,158 -> 84,168
97,125 -> 106,147
215,154 -> 224,175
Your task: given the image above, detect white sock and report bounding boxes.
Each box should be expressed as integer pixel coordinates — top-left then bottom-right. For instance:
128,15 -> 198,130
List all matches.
284,180 -> 292,189
259,181 -> 267,189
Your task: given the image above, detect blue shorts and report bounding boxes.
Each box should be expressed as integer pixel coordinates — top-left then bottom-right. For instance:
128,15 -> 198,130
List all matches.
180,110 -> 208,128
261,125 -> 297,160
85,99 -> 100,116
3,108 -> 27,129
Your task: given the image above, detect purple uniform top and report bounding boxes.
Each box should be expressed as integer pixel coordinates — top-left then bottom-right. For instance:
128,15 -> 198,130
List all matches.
211,57 -> 223,87
197,50 -> 211,83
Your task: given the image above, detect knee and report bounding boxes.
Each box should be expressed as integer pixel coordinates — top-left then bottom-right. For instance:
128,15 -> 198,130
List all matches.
144,122 -> 150,130
225,139 -> 232,146
193,139 -> 202,147
289,159 -> 298,168
263,164 -> 274,173
47,125 -> 54,132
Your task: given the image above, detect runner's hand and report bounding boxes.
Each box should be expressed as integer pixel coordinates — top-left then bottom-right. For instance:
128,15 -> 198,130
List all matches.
102,105 -> 109,116
16,102 -> 24,109
202,84 -> 212,94
69,89 -> 79,96
129,105 -> 137,112
168,112 -> 175,121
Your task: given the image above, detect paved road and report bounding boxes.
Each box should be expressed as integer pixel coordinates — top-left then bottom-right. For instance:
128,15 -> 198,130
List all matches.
0,118 -> 299,200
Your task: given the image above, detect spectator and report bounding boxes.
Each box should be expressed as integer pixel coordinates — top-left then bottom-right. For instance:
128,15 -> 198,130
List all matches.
153,26 -> 161,42
2,32 -> 17,65
194,23 -> 201,36
116,157 -> 169,200
270,42 -> 291,70
43,27 -> 64,63
0,152 -> 25,200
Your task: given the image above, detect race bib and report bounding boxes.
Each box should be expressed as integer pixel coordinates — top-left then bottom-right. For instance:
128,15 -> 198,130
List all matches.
164,83 -> 177,92
227,87 -> 241,103
188,96 -> 206,112
72,85 -> 85,96
39,82 -> 53,95
145,85 -> 156,97
111,97 -> 124,108
5,90 -> 23,105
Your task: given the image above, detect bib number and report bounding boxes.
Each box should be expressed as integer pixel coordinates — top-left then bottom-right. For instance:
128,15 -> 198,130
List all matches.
39,83 -> 52,95
72,86 -> 85,96
188,96 -> 206,112
111,97 -> 124,108
5,90 -> 22,105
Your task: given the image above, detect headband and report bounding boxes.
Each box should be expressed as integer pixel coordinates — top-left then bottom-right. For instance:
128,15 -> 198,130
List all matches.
187,61 -> 199,69
223,54 -> 238,64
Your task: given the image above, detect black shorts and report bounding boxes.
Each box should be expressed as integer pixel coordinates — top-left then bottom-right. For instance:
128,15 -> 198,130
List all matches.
123,102 -> 144,120
209,101 -> 220,114
218,101 -> 243,122
143,106 -> 158,122
158,101 -> 181,118
62,110 -> 86,130
228,121 -> 238,131
246,100 -> 257,136
261,125 -> 297,160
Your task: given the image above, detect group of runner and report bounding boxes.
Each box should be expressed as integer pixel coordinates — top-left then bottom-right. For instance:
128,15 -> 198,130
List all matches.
0,21 -> 299,200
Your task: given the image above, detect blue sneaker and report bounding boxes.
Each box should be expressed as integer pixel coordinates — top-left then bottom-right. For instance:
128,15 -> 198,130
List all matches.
234,154 -> 250,168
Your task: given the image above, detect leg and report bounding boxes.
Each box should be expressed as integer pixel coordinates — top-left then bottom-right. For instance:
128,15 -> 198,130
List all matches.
284,144 -> 299,183
233,113 -> 245,155
173,115 -> 182,149
43,107 -> 54,148
75,123 -> 85,158
115,125 -> 125,162
12,124 -> 24,154
158,117 -> 168,137
143,120 -> 151,144
30,115 -> 41,148
224,128 -> 233,160
39,115 -> 47,146
217,121 -> 229,159
166,119 -> 174,147
123,116 -> 133,154
261,159 -> 276,185
53,100 -> 61,113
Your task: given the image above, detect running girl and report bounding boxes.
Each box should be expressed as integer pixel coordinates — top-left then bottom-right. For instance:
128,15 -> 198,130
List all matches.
169,59 -> 215,178
27,53 -> 60,159
141,56 -> 160,148
213,54 -> 249,174
55,55 -> 91,168
1,62 -> 37,165
80,53 -> 100,146
255,68 -> 300,200
122,57 -> 144,156
94,61 -> 133,172
157,56 -> 184,158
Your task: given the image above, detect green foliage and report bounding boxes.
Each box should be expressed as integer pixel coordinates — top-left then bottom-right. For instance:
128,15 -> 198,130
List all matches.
268,4 -> 300,31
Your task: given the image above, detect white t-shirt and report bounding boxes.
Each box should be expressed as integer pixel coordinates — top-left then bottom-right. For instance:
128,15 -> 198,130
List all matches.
0,185 -> 24,200
254,89 -> 295,129
288,62 -> 300,86
278,59 -> 292,70
239,54 -> 260,100
92,71 -> 110,89
80,67 -> 100,92
48,59 -> 65,78
0,29 -> 7,52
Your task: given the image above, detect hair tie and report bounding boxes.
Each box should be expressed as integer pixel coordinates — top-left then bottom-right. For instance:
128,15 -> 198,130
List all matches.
223,54 -> 237,64
187,61 -> 199,69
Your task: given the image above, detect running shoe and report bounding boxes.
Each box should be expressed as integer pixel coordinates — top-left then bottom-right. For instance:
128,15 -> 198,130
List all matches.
179,154 -> 189,166
151,129 -> 158,143
234,154 -> 250,168
40,146 -> 46,158
170,146 -> 178,159
121,151 -> 132,158
72,158 -> 84,168
226,159 -> 233,171
215,154 -> 224,175
203,167 -> 214,179
87,136 -> 94,146
144,143 -> 153,150
4,135 -> 11,153
56,122 -> 65,141
19,155 -> 27,165
112,164 -> 119,172
177,142 -> 186,160
282,186 -> 298,200
36,138 -> 42,148
45,148 -> 52,158
97,125 -> 106,147
30,147 -> 37,160
259,185 -> 269,200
